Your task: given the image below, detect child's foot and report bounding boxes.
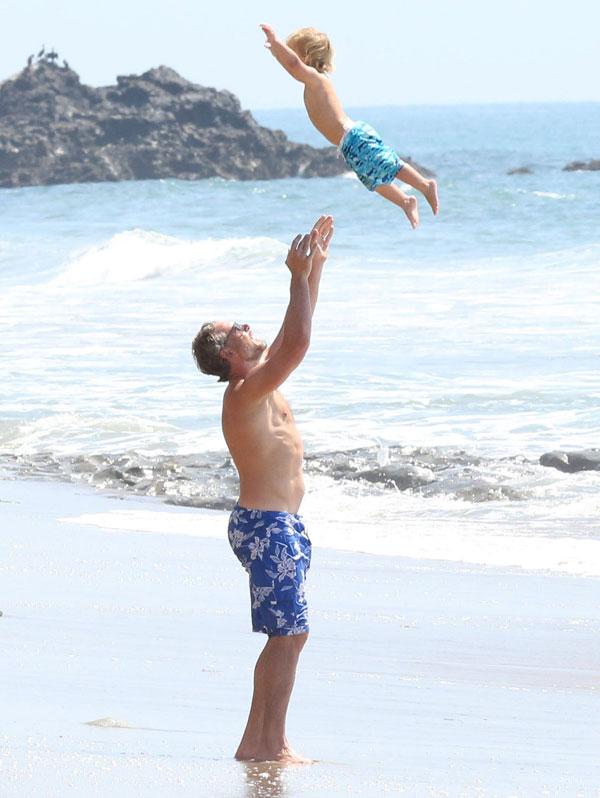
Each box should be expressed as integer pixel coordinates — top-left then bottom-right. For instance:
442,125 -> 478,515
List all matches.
402,195 -> 419,229
424,179 -> 439,215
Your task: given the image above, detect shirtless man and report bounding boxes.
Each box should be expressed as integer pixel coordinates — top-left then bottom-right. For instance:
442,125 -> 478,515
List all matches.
192,215 -> 334,763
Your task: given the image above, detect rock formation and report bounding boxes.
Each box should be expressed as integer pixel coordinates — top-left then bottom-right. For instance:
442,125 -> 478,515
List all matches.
539,449 -> 600,473
0,59 -> 351,188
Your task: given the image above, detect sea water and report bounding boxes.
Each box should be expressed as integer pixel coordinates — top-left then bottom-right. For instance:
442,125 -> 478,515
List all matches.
1,103 -> 599,574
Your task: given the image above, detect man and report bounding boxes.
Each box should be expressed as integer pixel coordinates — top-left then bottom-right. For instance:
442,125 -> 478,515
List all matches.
192,215 -> 334,764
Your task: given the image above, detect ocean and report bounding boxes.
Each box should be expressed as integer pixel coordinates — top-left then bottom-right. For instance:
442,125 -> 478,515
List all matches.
1,102 -> 599,575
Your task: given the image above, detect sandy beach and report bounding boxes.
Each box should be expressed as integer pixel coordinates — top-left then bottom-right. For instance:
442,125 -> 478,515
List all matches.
1,477 -> 598,797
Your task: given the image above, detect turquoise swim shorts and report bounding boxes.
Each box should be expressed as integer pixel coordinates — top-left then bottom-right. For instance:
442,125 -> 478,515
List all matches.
340,121 -> 404,191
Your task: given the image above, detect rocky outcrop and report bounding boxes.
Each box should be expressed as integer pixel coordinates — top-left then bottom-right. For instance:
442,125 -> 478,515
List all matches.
539,449 -> 600,473
0,59 -> 350,188
563,160 -> 600,172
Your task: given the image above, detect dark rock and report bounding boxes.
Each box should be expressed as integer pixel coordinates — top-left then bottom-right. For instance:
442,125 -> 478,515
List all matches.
563,160 -> 600,172
0,60 -> 349,188
539,449 -> 600,473
507,166 -> 533,175
354,463 -> 436,490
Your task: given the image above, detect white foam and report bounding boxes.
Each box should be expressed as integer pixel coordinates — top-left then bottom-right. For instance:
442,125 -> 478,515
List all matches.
0,413 -> 222,457
61,503 -> 600,577
52,229 -> 287,285
532,191 -> 575,200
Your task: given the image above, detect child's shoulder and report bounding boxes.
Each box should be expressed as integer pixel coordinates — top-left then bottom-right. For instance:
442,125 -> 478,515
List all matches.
302,68 -> 330,87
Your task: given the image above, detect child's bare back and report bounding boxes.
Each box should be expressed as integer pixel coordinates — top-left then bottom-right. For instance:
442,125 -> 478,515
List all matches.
260,23 -> 439,229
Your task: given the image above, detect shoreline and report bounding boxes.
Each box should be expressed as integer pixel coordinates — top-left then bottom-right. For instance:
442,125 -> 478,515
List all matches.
1,477 -> 599,796
0,482 -> 600,798
5,470 -> 599,578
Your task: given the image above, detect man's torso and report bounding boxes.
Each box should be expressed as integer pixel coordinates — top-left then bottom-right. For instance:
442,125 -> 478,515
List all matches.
222,386 -> 305,513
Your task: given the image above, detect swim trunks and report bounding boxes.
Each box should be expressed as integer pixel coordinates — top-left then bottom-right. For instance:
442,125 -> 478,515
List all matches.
228,504 -> 312,636
340,121 -> 404,191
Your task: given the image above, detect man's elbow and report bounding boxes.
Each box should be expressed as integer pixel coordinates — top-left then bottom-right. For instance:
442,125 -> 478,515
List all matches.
294,334 -> 311,357
286,329 -> 311,358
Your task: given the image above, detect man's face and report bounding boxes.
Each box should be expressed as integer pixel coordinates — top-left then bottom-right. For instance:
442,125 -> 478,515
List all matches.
215,321 -> 267,362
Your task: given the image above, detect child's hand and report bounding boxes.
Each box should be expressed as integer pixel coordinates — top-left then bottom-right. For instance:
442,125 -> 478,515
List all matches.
260,23 -> 277,48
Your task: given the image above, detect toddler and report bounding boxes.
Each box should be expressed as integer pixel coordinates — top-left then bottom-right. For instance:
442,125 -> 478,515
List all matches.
260,24 -> 439,229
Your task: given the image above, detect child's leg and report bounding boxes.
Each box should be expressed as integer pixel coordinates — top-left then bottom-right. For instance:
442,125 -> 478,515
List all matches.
396,163 -> 439,215
374,183 -> 419,229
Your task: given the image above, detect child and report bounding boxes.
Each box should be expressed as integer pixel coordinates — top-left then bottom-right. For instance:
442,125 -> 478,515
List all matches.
260,24 -> 438,229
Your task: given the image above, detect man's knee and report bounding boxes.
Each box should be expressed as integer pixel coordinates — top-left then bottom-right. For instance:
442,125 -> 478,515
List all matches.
291,631 -> 309,653
270,631 -> 308,653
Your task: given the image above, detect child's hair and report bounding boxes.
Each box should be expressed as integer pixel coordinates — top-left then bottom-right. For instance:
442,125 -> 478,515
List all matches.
286,28 -> 334,73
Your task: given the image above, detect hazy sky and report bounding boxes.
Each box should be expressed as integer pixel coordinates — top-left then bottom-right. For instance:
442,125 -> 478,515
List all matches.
2,0 -> 599,110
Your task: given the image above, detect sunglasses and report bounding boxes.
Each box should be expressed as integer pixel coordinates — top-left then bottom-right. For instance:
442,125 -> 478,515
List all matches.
224,322 -> 244,346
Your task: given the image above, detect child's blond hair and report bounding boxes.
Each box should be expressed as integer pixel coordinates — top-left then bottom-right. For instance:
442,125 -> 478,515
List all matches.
286,28 -> 334,73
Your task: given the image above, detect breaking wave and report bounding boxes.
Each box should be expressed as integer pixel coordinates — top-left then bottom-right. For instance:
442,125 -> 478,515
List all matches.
51,229 -> 287,285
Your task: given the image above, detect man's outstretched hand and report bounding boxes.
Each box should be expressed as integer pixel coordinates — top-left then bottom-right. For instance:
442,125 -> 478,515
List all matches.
286,232 -> 315,278
311,215 -> 334,267
285,216 -> 334,281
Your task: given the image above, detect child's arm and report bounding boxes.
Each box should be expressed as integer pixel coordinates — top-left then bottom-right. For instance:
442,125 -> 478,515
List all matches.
260,23 -> 319,84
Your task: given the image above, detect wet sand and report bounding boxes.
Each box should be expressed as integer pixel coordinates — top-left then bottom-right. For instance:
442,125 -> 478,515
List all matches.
1,478 -> 599,796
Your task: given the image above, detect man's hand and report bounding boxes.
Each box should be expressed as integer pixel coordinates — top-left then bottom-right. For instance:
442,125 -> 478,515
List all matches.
260,23 -> 277,49
286,232 -> 316,278
311,215 -> 334,268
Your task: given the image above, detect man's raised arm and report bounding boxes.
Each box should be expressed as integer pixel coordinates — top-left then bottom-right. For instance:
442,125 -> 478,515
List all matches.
267,216 -> 334,360
306,215 -> 334,312
238,231 -> 317,401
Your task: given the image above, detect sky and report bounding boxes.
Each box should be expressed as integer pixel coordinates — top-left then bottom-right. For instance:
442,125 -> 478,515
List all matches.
1,0 -> 599,110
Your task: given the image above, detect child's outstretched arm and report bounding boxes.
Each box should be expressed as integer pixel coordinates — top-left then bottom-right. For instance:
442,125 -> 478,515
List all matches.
260,23 -> 319,83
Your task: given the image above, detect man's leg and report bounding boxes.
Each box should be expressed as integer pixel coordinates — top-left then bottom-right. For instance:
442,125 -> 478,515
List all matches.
235,632 -> 309,763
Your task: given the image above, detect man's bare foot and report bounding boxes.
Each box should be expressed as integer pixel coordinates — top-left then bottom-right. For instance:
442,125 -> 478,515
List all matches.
235,746 -> 313,765
402,195 -> 419,229
424,179 -> 439,215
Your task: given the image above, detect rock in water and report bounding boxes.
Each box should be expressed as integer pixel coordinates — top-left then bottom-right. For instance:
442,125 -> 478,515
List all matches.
563,160 -> 600,172
355,463 -> 436,490
507,166 -> 533,175
0,60 -> 349,187
539,449 -> 600,473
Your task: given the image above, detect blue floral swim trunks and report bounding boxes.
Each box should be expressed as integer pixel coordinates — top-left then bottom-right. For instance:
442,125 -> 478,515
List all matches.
228,504 -> 312,637
340,121 -> 404,191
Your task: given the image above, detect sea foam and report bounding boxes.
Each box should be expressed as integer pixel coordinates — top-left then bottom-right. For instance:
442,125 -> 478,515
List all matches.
52,229 -> 287,285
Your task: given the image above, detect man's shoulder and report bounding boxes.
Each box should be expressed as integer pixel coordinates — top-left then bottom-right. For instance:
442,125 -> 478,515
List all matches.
223,377 -> 273,410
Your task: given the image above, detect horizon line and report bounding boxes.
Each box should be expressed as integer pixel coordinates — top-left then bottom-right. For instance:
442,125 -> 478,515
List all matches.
250,99 -> 600,112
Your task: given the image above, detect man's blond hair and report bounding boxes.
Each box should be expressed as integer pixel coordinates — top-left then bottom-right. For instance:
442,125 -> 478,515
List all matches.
286,27 -> 334,74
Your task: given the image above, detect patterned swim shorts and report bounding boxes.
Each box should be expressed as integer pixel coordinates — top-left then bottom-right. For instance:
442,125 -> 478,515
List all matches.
228,504 -> 312,637
340,120 -> 404,191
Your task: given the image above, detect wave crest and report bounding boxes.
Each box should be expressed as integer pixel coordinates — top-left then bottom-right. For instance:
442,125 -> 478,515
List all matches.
52,229 -> 287,285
